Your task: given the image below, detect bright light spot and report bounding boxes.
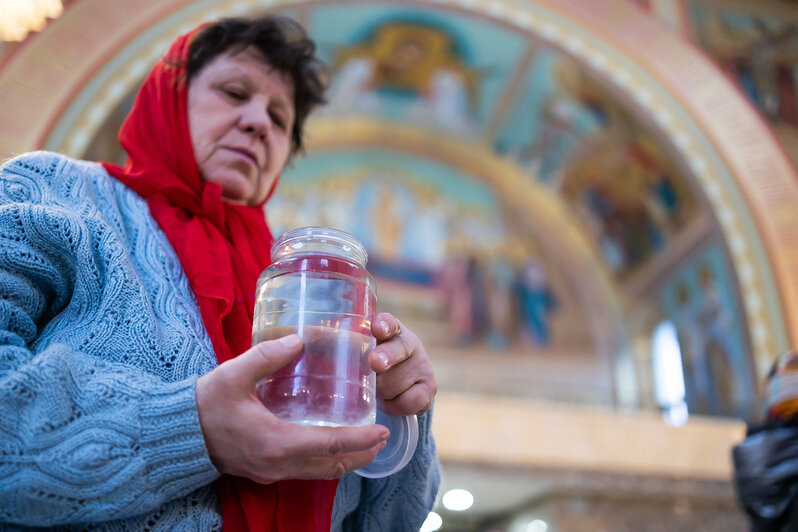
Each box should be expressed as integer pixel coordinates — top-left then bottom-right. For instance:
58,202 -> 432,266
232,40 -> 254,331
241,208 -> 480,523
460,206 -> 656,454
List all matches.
0,0 -> 63,42
442,488 -> 474,511
652,321 -> 689,427
663,400 -> 689,427
527,519 -> 549,532
420,511 -> 443,532
652,321 -> 686,406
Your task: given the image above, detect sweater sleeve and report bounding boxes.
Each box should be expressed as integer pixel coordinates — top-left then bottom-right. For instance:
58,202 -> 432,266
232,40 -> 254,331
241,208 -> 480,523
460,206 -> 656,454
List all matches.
331,408 -> 441,531
0,154 -> 219,526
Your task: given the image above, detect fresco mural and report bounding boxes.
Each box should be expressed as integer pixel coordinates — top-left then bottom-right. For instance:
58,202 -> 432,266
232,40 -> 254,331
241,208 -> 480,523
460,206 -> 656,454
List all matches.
660,244 -> 755,419
634,0 -> 798,165
687,2 -> 798,128
495,52 -> 698,276
75,4 -> 711,289
561,130 -> 694,276
322,20 -> 479,135
308,4 -> 526,136
494,49 -> 601,186
63,0 -> 762,412
269,148 -> 583,354
306,6 -> 705,281
31,0 -> 778,423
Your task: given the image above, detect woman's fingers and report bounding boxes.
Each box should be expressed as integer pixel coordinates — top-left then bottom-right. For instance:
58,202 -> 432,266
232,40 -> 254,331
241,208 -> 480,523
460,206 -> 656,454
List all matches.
288,442 -> 388,481
231,335 -> 303,388
371,312 -> 402,342
380,380 -> 436,417
196,321 -> 435,485
368,313 -> 437,417
375,356 -> 420,399
369,318 -> 417,372
282,423 -> 389,458
245,425 -> 389,483
196,334 -> 391,485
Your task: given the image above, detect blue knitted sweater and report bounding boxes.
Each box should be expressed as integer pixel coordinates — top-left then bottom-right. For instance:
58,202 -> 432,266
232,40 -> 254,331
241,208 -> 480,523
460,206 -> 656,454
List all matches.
0,152 -> 440,531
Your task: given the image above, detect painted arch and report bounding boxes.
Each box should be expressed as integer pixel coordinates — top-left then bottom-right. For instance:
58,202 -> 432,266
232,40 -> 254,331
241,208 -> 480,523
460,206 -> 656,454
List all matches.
1,0 -> 797,409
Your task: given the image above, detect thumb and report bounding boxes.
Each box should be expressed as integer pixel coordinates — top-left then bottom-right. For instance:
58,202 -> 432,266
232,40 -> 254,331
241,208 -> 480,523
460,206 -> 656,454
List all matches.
231,334 -> 303,387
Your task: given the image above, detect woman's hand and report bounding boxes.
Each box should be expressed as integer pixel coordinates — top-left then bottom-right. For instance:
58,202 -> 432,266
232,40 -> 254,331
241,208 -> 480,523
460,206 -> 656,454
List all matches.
195,335 -> 389,484
370,313 -> 438,417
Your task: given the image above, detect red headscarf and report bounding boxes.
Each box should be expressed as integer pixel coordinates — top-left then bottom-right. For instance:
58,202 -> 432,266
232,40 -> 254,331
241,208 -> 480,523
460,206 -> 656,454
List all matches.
101,27 -> 339,531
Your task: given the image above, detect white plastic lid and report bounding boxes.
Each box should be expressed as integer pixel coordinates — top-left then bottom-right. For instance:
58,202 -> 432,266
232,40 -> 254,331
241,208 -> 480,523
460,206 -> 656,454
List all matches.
355,410 -> 418,479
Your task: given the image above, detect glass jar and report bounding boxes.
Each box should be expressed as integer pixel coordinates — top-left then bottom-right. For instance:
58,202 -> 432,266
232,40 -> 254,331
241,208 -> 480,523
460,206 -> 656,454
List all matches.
252,226 -> 377,427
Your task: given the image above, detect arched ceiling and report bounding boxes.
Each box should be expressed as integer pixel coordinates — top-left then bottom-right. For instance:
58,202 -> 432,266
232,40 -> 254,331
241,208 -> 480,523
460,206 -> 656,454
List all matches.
302,116 -> 620,367
2,0 -> 798,391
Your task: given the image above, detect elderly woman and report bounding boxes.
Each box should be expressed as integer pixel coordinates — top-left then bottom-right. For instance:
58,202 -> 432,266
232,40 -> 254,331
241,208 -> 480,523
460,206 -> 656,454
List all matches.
0,15 -> 439,531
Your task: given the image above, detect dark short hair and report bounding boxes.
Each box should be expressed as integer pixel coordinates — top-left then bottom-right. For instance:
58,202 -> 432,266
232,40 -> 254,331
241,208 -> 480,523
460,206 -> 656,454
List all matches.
186,16 -> 328,154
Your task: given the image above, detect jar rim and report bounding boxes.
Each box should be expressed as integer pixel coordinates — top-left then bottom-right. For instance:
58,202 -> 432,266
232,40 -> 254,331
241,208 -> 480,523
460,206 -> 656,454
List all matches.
271,226 -> 369,266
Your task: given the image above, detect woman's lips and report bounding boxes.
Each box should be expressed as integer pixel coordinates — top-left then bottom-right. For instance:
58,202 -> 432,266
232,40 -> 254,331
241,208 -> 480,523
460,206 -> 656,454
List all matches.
224,146 -> 259,167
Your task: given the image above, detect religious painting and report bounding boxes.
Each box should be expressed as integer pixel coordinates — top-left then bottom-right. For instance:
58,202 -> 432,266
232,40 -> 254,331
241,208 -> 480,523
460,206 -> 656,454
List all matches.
495,50 -> 699,277
686,2 -> 798,127
560,127 -> 694,277
660,244 -> 756,419
493,48 -> 602,187
269,148 -> 593,356
316,18 -> 480,136
306,4 -> 530,139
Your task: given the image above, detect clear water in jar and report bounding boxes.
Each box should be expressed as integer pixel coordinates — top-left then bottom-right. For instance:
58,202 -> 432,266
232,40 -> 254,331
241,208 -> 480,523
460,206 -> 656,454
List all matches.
253,256 -> 377,427
254,323 -> 377,427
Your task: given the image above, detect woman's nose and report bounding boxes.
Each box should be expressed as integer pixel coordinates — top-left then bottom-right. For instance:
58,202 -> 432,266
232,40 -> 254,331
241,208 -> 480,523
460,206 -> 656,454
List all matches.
239,101 -> 270,138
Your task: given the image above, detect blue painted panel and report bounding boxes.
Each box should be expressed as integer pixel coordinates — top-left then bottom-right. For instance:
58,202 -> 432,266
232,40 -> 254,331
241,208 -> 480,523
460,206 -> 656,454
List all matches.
660,244 -> 755,420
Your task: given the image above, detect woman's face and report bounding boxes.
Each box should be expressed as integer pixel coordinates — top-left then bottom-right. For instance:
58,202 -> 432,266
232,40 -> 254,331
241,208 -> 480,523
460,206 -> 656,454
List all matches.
187,46 -> 295,206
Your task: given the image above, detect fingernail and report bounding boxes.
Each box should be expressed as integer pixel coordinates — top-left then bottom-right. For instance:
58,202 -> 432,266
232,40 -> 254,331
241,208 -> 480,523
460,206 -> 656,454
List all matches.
379,429 -> 390,441
379,320 -> 390,335
375,351 -> 389,369
279,334 -> 302,349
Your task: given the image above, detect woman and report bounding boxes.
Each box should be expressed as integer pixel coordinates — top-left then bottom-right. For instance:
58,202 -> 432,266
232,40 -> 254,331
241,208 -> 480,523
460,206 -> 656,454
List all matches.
0,15 -> 439,531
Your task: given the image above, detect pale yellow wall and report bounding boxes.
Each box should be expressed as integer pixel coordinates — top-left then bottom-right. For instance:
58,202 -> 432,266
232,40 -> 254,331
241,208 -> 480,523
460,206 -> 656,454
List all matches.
434,393 -> 746,481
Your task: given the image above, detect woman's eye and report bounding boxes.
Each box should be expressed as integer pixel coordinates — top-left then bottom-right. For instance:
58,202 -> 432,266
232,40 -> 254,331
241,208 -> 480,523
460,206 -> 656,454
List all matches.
222,88 -> 246,100
270,113 -> 288,130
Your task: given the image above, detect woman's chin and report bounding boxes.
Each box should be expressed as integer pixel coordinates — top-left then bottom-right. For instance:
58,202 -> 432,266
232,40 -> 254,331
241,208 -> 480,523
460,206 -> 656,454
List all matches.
203,168 -> 272,206
221,195 -> 249,206
206,174 -> 255,205
219,186 -> 256,205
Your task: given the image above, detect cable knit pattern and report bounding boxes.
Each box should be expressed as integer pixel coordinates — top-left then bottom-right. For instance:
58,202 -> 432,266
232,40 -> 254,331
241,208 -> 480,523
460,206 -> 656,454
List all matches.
0,152 -> 440,531
0,152 -> 221,530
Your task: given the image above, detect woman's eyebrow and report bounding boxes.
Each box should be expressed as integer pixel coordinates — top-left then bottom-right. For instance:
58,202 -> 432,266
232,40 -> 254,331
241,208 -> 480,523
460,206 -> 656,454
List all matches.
213,63 -> 295,119
213,66 -> 254,83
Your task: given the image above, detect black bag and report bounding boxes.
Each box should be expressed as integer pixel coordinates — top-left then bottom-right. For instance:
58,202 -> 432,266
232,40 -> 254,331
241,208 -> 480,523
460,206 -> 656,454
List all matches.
734,425 -> 798,531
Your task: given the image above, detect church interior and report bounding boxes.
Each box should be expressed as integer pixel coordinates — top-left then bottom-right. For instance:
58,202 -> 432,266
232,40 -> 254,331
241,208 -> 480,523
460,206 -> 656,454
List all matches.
2,0 -> 798,530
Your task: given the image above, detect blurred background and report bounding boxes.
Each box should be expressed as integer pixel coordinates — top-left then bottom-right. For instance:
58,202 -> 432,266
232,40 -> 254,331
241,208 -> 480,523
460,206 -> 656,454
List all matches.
2,0 -> 798,530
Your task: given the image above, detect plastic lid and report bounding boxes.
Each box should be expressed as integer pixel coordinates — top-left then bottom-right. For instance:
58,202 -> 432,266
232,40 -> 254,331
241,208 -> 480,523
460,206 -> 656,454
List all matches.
355,410 -> 418,479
